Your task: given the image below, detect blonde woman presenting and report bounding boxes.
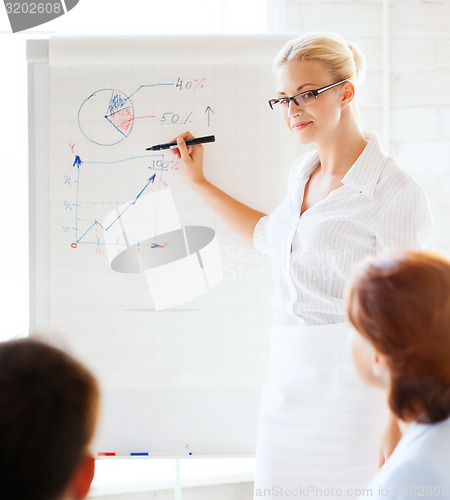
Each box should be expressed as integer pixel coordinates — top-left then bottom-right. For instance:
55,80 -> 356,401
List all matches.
172,33 -> 433,499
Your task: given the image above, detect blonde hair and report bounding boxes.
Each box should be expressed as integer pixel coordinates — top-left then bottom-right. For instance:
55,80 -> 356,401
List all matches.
274,32 -> 366,85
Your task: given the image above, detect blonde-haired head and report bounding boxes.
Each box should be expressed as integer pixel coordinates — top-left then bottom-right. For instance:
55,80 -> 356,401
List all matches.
274,32 -> 366,85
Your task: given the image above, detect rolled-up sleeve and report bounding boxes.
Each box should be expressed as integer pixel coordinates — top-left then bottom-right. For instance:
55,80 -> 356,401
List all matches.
253,215 -> 271,255
376,182 -> 434,250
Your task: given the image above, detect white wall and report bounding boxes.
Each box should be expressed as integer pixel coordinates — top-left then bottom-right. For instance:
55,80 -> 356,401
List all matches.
389,0 -> 450,253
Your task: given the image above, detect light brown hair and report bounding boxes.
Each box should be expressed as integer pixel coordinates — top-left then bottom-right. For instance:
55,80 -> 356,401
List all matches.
346,250 -> 450,424
274,32 -> 365,80
0,337 -> 100,500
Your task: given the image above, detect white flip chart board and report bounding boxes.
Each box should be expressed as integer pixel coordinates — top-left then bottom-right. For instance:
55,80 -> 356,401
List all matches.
27,35 -> 300,456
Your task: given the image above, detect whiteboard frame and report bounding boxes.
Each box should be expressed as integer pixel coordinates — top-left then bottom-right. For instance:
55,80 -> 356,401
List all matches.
28,39 -> 50,332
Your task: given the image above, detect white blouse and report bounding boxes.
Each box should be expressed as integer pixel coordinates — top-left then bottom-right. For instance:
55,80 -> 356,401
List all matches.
362,417 -> 450,499
253,132 -> 434,326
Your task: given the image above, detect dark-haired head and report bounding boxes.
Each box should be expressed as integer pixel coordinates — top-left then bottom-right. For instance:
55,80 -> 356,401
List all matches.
346,250 -> 450,424
0,337 -> 100,500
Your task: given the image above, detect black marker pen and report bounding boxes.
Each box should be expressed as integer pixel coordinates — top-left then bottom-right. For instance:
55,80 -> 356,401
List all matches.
146,135 -> 215,151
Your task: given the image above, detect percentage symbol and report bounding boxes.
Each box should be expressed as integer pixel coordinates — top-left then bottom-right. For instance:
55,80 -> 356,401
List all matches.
194,78 -> 206,90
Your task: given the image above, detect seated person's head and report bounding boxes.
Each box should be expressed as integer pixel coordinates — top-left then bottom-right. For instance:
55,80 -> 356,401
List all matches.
346,249 -> 450,424
0,337 -> 100,500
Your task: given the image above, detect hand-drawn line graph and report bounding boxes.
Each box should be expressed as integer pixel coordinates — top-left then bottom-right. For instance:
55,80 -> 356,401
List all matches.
70,148 -> 222,309
70,153 -> 163,248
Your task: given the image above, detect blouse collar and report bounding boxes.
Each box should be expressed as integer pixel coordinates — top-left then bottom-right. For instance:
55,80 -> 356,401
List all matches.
341,131 -> 387,200
298,131 -> 388,200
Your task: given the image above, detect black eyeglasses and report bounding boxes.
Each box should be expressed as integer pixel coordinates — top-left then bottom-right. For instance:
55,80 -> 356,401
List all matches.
268,79 -> 350,110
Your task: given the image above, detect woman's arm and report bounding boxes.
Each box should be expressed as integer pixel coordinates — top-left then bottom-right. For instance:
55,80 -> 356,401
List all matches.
172,132 -> 266,243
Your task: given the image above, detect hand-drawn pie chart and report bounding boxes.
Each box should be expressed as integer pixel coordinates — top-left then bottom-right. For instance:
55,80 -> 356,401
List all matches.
78,89 -> 135,146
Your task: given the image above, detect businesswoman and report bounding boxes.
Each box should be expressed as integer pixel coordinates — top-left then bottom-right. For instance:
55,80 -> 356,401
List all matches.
346,250 -> 450,498
172,33 -> 433,498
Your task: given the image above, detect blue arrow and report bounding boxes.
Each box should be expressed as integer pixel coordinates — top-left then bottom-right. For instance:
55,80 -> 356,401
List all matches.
73,155 -> 83,168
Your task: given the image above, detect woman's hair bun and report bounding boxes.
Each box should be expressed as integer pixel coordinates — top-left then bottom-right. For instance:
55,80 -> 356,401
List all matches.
346,39 -> 366,82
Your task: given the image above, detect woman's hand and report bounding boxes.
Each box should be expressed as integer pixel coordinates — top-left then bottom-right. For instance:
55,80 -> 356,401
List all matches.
379,412 -> 402,468
171,131 -> 206,189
